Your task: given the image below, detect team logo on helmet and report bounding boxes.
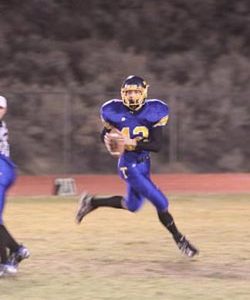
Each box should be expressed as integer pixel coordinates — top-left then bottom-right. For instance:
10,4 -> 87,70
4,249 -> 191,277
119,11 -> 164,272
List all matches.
121,75 -> 149,111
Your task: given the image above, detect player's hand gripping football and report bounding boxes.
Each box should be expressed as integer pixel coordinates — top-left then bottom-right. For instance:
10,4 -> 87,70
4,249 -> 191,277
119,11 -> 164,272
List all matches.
104,128 -> 138,157
104,129 -> 126,157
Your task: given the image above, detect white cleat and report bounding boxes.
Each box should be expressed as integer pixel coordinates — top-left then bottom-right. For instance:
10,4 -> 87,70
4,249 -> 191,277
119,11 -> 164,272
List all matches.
0,263 -> 18,276
75,192 -> 95,224
177,236 -> 199,257
8,245 -> 30,268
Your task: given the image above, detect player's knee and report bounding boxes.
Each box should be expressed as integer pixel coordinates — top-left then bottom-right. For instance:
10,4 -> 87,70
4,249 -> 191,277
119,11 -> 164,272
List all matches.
127,206 -> 140,213
126,202 -> 142,212
0,176 -> 15,188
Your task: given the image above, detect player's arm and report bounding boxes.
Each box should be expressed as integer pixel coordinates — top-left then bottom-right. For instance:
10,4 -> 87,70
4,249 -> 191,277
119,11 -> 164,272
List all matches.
100,117 -> 113,143
135,110 -> 169,152
100,127 -> 111,142
135,126 -> 163,152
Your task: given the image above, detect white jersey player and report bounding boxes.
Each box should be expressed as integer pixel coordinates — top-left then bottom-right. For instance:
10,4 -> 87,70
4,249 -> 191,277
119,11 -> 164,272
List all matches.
0,96 -> 30,277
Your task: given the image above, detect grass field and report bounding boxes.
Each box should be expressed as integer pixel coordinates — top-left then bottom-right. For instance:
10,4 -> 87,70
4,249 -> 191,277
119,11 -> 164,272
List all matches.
0,194 -> 250,300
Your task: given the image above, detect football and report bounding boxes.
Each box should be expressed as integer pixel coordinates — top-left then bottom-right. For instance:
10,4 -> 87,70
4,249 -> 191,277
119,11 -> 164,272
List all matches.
108,133 -> 123,152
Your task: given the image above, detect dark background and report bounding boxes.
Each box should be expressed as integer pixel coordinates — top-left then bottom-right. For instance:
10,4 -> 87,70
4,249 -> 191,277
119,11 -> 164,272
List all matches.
0,0 -> 250,174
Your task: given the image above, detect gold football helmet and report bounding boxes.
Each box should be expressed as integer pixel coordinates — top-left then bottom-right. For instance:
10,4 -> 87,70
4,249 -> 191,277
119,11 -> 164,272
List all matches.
121,75 -> 149,111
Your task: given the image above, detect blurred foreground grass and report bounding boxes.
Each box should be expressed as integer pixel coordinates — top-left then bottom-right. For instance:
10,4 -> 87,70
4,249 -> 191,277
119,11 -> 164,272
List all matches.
0,194 -> 250,300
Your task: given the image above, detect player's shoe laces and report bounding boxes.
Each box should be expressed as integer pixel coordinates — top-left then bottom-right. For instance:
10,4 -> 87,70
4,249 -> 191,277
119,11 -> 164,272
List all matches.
8,245 -> 30,268
76,192 -> 96,224
177,236 -> 199,257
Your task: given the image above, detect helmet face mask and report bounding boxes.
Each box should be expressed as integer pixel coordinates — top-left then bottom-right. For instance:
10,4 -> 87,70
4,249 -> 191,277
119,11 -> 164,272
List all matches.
121,75 -> 149,111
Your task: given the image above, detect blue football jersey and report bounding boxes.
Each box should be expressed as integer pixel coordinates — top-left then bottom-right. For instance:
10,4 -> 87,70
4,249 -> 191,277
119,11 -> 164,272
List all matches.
100,99 -> 169,164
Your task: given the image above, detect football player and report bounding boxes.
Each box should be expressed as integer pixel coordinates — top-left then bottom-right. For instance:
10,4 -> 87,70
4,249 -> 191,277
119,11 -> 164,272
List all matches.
76,76 -> 198,257
0,96 -> 30,276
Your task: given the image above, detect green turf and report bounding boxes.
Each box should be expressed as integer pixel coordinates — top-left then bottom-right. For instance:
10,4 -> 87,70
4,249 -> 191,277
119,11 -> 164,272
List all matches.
0,194 -> 250,300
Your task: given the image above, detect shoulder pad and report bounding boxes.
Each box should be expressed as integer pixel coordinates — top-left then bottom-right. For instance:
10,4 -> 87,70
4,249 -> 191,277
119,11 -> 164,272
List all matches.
100,99 -> 123,124
145,99 -> 169,127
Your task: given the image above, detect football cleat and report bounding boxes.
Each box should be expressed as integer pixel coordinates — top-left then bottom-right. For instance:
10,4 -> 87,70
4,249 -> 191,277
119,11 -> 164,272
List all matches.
3,263 -> 18,275
177,236 -> 199,257
0,263 -> 18,276
8,245 -> 30,268
75,192 -> 96,224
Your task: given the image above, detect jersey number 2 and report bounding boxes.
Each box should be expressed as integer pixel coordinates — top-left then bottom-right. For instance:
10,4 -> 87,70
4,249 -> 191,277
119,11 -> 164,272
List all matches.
121,126 -> 149,139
